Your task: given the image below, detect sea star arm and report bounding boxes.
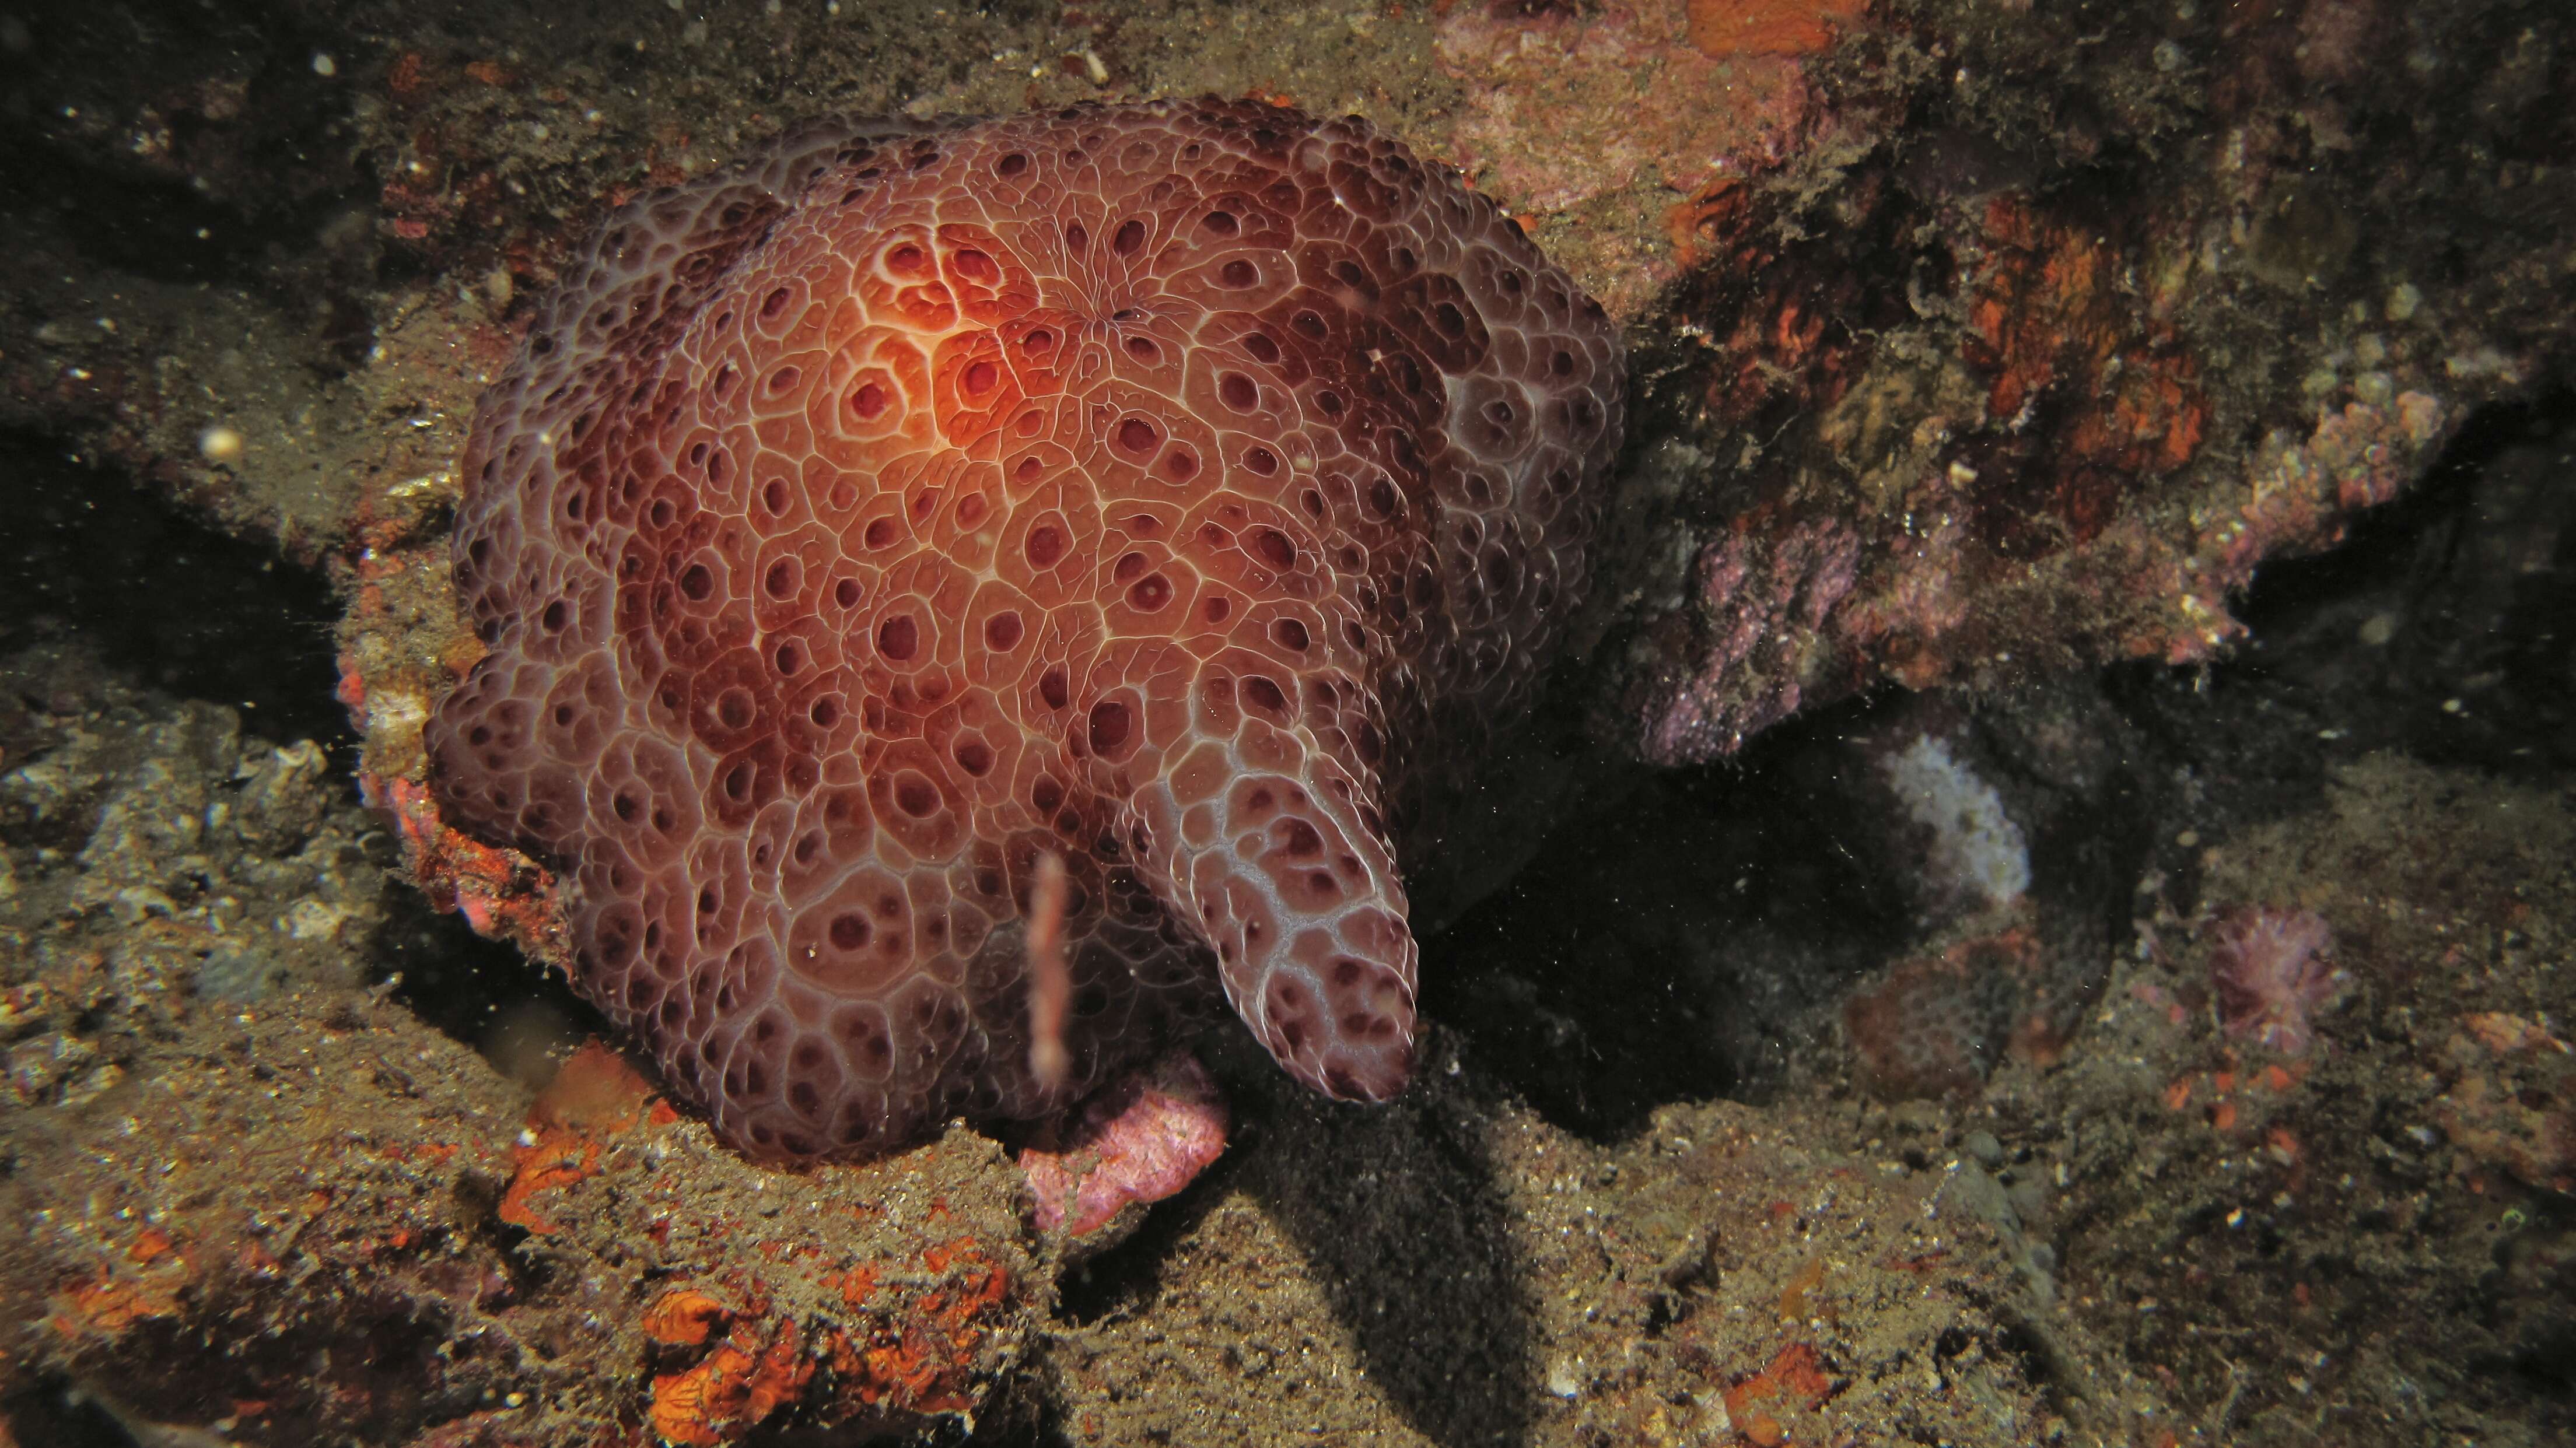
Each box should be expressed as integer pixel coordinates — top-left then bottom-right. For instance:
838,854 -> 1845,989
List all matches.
1153,739 -> 1417,1102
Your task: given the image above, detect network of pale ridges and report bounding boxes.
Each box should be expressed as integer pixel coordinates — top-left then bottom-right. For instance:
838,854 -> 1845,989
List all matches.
426,99 -> 1623,1159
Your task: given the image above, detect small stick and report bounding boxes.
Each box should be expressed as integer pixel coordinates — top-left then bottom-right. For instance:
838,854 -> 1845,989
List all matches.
1026,850 -> 1072,1090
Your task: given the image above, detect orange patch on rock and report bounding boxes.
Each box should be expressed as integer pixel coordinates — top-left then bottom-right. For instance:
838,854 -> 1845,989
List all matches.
830,1263 -> 881,1309
376,774 -> 568,965
1666,179 -> 1756,273
1776,1256 -> 1828,1320
1962,195 -> 2208,548
649,1321 -> 813,1447
533,1041 -> 666,1134
498,1041 -> 673,1234
1685,0 -> 1867,57
1843,927 -> 2049,1099
48,1276 -> 179,1339
496,1134 -> 597,1236
386,52 -> 426,99
643,1289 -> 732,1347
635,1233 -> 1018,1442
830,1237 -> 1013,1415
1724,1341 -> 1833,1445
49,1226 -> 198,1340
125,1226 -> 177,1265
2463,1011 -> 2570,1055
1662,171 -> 1881,441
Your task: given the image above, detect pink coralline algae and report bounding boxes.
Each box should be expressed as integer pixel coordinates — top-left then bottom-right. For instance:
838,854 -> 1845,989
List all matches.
2202,393 -> 2446,588
1630,517 -> 1859,764
1430,0 -> 1831,214
421,99 -> 1626,1159
2208,906 -> 2348,1056
1020,1051 -> 1230,1239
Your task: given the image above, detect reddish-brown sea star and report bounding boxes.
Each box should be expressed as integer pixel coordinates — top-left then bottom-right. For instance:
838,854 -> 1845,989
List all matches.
425,98 -> 1625,1158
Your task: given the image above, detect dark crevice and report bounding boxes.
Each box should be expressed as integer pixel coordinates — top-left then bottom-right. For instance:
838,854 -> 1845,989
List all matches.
368,885 -> 608,1062
0,7 -> 367,291
0,430 -> 347,750
1426,690 -> 1913,1142
2113,388 -> 2576,784
1445,390 -> 2575,1147
0,1376 -> 146,1448
0,129 -> 309,288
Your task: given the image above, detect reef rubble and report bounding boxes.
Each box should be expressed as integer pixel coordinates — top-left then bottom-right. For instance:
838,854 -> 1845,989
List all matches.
1,0 -> 2570,1444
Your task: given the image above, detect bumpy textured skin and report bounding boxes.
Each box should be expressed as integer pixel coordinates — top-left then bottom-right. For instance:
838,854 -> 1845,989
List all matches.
425,99 -> 1625,1159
